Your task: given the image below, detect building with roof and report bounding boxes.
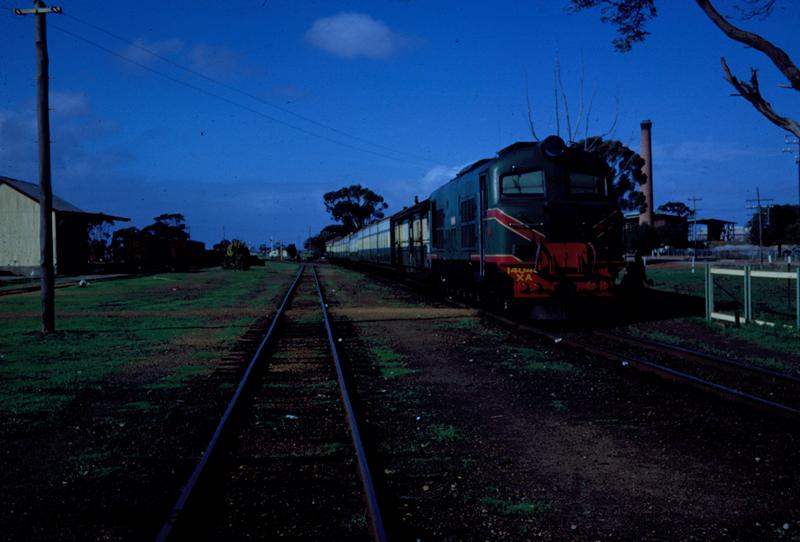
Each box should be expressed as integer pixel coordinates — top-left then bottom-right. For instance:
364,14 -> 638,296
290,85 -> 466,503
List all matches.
0,176 -> 129,275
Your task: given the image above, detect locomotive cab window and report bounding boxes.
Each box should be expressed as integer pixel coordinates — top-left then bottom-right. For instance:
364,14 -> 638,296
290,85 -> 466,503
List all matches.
500,170 -> 545,196
569,173 -> 606,196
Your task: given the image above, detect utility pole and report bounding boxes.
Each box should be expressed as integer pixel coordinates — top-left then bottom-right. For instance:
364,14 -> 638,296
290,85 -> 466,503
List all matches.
14,1 -> 62,334
688,196 -> 702,273
783,135 -> 800,208
746,189 -> 774,265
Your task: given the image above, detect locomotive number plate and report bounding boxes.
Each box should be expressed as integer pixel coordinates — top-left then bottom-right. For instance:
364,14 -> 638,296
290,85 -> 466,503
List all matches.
506,266 -> 534,282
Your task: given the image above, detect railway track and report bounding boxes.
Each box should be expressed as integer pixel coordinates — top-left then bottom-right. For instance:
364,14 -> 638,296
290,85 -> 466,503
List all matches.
155,265 -> 387,541
498,316 -> 800,420
350,266 -> 800,422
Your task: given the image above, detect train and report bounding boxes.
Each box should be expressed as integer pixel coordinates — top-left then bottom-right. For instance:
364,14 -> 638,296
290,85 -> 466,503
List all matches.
326,135 -> 625,316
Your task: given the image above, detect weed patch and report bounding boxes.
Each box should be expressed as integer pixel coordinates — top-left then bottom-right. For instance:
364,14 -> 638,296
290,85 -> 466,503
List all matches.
430,423 -> 459,442
365,339 -> 413,378
433,317 -> 480,330
146,364 -> 210,389
121,401 -> 155,413
480,497 -> 551,515
504,347 -> 580,374
318,442 -> 344,455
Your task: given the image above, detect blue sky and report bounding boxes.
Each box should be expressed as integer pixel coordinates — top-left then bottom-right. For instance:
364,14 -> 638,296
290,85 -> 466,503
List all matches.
2,0 -> 798,247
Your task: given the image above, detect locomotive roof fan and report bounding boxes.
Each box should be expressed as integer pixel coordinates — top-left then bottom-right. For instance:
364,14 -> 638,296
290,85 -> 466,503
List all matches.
541,135 -> 567,158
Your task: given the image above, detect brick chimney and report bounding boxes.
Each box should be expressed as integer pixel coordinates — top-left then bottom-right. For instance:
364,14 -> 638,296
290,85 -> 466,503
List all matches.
639,119 -> 654,226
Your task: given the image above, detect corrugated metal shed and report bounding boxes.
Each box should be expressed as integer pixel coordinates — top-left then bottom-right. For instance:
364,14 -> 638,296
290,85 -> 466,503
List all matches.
0,176 -> 129,222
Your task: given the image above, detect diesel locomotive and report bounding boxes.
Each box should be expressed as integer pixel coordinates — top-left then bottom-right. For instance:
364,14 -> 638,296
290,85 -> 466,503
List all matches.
326,136 -> 624,313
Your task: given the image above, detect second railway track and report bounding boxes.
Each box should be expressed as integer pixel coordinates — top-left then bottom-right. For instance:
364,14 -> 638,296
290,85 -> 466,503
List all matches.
156,265 -> 386,541
502,316 -> 800,420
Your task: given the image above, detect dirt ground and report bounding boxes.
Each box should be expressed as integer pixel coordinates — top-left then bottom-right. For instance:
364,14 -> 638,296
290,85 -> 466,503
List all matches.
2,264 -> 799,541
320,265 -> 800,541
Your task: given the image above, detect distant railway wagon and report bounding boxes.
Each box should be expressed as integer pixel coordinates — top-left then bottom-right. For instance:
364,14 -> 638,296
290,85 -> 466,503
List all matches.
326,136 -> 624,312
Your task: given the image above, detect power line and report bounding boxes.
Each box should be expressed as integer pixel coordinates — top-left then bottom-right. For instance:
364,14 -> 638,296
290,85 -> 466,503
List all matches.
59,11 -> 433,164
45,22 -> 432,167
0,0 -> 434,168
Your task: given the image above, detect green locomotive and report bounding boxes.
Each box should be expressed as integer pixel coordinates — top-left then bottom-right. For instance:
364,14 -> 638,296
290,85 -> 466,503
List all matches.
326,136 -> 624,311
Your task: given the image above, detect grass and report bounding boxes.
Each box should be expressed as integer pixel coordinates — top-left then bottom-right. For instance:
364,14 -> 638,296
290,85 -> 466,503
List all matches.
318,442 -> 344,455
647,266 -> 798,326
631,266 -> 800,360
146,364 -> 210,389
306,379 -> 338,391
626,317 -> 799,374
0,264 -> 299,416
480,497 -> 551,515
364,338 -> 414,378
433,317 -> 480,330
70,450 -> 121,479
430,423 -> 459,442
504,347 -> 581,374
121,400 -> 155,413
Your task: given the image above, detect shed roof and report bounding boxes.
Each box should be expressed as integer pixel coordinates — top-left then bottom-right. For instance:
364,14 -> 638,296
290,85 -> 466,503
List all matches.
695,218 -> 735,226
0,176 -> 129,222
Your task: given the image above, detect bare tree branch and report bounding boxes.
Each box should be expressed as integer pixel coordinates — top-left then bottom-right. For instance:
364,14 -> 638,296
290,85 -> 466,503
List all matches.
720,58 -> 800,137
556,61 -> 574,143
584,85 -> 597,149
731,0 -> 777,20
574,57 -> 585,141
525,72 -> 540,141
696,0 -> 800,91
597,92 -> 619,141
553,62 -> 561,137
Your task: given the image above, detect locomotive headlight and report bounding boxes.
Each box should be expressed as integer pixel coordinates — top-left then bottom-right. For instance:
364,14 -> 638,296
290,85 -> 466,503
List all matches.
541,135 -> 567,158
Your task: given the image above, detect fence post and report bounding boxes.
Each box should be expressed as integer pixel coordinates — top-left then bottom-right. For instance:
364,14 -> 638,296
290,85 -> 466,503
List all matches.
744,265 -> 752,323
796,268 -> 799,332
705,264 -> 712,321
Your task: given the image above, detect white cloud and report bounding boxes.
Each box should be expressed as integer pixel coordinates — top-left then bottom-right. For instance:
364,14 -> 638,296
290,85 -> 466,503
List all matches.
189,43 -> 259,81
419,164 -> 461,190
50,91 -> 90,117
653,139 -> 774,164
119,37 -> 184,67
378,164 -> 463,211
0,94 -> 129,186
305,12 -> 413,59
117,38 -> 261,81
0,107 -> 37,173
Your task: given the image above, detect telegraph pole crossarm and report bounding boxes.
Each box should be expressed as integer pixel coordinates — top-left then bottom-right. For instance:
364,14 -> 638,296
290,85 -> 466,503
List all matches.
13,5 -> 61,14
14,1 -> 62,333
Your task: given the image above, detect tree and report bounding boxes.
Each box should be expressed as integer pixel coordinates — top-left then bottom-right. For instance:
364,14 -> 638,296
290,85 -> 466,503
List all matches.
323,185 -> 388,234
143,213 -> 189,240
747,204 -> 800,252
573,137 -> 647,212
658,201 -> 695,217
152,213 -> 187,230
568,0 -> 800,137
87,220 -> 113,263
223,239 -> 250,270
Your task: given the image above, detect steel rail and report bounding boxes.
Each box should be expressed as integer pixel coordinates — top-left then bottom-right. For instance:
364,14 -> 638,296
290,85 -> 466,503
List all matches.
312,265 -> 388,542
594,330 -> 800,386
155,265 -> 305,542
328,264 -> 800,420
570,338 -> 800,419
502,318 -> 800,420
